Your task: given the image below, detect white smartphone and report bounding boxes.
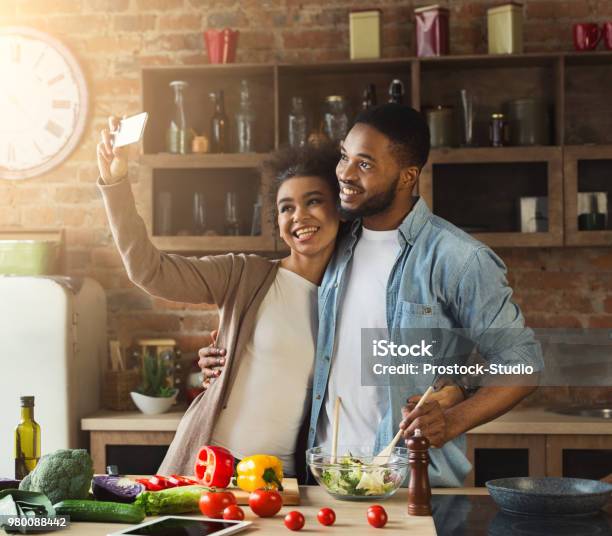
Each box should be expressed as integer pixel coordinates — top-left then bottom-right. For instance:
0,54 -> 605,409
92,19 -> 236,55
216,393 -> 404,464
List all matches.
112,112 -> 149,148
107,516 -> 251,536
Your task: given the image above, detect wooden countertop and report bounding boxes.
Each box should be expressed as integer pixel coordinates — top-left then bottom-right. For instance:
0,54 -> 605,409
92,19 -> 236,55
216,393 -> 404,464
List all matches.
81,408 -> 612,435
64,486 -> 488,535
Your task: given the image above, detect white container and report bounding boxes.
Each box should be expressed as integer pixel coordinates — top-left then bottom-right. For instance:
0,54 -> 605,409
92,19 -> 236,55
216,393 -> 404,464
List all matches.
349,9 -> 381,60
131,390 -> 178,415
519,197 -> 548,232
0,277 -> 107,477
488,2 -> 523,54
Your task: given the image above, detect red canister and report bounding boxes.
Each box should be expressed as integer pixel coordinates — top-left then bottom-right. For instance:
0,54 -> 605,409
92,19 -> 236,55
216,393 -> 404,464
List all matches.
204,28 -> 239,64
415,4 -> 450,57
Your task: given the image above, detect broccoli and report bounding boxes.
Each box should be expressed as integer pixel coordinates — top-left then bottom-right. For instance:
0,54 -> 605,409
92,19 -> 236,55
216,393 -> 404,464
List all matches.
19,449 -> 93,505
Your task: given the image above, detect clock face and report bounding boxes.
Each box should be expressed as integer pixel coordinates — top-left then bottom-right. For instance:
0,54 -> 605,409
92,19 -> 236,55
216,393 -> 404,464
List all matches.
0,27 -> 88,180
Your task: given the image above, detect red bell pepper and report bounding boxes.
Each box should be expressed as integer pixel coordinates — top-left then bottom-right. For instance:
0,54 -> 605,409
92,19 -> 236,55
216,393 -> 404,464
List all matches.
168,474 -> 199,487
195,445 -> 234,488
136,478 -> 163,492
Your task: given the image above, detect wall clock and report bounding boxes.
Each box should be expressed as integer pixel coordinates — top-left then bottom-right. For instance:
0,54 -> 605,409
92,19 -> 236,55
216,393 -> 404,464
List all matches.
0,27 -> 89,180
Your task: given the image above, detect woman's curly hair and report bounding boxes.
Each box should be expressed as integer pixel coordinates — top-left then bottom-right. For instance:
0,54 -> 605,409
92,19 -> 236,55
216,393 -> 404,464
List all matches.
261,143 -> 341,224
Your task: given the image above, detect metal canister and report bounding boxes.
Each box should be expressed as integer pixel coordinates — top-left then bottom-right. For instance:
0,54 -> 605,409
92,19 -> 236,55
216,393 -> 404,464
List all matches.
505,98 -> 550,146
489,113 -> 508,147
426,106 -> 456,148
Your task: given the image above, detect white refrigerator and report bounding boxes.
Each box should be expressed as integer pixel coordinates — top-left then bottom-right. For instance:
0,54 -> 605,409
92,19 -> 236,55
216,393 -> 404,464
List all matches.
0,276 -> 107,477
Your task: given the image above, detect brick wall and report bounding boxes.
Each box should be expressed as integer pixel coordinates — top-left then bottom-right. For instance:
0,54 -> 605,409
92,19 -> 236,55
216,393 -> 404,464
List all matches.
1,1 -> 611,405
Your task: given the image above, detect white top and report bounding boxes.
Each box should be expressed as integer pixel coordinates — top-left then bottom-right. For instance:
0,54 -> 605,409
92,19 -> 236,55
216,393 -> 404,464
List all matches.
211,267 -> 317,475
317,228 -> 401,451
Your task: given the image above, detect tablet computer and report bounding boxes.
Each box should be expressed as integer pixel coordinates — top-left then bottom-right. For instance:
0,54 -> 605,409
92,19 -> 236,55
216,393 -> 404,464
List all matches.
107,516 -> 251,536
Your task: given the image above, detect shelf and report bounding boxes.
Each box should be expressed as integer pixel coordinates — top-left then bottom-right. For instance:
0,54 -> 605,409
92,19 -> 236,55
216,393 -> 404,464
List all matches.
429,146 -> 562,164
138,55 -> 612,252
140,153 -> 268,169
151,235 -> 274,253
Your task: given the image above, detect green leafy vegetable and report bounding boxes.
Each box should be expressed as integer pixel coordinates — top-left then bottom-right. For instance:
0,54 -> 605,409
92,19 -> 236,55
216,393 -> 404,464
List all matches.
320,456 -> 396,496
134,485 -> 206,515
0,489 -> 55,534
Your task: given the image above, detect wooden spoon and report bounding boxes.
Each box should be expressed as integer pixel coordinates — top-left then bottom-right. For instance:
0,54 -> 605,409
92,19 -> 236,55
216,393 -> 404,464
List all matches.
373,385 -> 434,464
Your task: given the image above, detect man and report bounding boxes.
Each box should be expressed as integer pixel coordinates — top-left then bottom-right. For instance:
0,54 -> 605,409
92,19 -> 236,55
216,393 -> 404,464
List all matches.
202,104 -> 541,486
308,104 -> 541,486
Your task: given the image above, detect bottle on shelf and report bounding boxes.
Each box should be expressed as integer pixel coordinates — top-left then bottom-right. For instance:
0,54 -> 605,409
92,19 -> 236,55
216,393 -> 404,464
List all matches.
166,80 -> 192,154
235,80 -> 256,153
288,97 -> 307,148
388,79 -> 404,104
210,90 -> 229,153
225,191 -> 240,235
14,396 -> 41,480
361,83 -> 377,110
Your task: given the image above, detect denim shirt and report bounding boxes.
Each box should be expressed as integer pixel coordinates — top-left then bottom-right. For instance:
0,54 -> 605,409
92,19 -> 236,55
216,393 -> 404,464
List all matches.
307,198 -> 542,487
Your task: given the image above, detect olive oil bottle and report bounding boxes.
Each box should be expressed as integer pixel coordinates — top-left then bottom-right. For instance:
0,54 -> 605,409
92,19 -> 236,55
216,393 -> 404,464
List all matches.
14,396 -> 41,480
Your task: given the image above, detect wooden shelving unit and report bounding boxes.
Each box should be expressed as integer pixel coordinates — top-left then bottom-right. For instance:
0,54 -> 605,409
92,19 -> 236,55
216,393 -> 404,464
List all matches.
564,144 -> 612,247
139,51 -> 612,252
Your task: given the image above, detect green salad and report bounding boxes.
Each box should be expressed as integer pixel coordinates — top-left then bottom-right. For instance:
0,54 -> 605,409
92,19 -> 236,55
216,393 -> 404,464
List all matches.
320,456 -> 397,496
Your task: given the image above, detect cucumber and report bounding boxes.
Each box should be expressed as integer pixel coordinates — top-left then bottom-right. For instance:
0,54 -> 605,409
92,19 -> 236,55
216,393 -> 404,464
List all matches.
53,499 -> 145,523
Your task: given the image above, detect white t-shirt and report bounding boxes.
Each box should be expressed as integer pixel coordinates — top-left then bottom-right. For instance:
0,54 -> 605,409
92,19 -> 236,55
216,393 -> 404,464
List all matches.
211,267 -> 317,475
317,228 -> 401,451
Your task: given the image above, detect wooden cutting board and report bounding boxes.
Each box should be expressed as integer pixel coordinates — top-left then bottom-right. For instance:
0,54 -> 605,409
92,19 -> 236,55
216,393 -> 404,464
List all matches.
226,478 -> 300,506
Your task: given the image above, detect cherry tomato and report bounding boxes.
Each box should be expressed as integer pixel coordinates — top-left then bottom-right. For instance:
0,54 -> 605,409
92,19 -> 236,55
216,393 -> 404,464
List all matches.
367,505 -> 388,529
284,511 -> 305,531
222,504 -> 245,521
199,490 -> 237,519
317,507 -> 336,526
248,489 -> 283,517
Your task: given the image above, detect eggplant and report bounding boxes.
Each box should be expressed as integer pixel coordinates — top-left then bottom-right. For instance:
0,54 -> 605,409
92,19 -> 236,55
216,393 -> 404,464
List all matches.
92,475 -> 145,504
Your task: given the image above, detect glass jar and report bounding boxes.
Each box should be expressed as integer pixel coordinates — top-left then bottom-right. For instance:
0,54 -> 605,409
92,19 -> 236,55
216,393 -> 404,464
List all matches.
288,97 -> 307,148
489,113 -> 508,147
323,96 -> 349,144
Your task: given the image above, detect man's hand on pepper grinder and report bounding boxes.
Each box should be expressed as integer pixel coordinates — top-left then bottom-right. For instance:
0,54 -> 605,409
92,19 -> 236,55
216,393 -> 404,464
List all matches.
400,399 -> 448,448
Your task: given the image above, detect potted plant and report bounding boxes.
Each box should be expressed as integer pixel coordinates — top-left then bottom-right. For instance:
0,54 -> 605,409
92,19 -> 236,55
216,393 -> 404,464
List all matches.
130,350 -> 178,415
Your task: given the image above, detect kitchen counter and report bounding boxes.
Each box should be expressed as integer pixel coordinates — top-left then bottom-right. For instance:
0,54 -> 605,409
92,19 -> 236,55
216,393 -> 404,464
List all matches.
81,407 -> 612,435
61,487 -> 488,535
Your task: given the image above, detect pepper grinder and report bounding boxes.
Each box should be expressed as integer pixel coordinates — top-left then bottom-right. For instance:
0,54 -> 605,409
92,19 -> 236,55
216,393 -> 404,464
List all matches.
407,428 -> 432,516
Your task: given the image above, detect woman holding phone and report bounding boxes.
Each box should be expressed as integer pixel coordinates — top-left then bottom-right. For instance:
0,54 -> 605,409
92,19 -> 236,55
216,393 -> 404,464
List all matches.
97,116 -> 343,477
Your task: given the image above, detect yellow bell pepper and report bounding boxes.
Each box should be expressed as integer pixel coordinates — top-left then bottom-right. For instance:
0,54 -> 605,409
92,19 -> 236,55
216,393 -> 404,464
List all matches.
236,454 -> 284,492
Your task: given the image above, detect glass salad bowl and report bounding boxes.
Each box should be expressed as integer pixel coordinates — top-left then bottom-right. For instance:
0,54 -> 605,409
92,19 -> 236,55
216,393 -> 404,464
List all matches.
306,445 -> 409,501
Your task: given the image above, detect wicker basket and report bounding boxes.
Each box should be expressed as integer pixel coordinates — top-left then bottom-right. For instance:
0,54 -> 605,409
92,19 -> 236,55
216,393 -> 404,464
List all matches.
102,369 -> 141,411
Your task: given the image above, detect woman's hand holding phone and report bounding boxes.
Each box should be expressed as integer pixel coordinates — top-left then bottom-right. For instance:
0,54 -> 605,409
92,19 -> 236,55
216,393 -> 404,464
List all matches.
97,115 -> 129,184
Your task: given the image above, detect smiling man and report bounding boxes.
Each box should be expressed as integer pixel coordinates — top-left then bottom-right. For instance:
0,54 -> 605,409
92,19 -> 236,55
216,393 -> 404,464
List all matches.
308,103 -> 542,486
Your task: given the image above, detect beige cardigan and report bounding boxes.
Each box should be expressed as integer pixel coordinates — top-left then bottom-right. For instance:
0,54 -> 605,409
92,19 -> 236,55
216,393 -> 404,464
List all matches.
98,177 -> 280,474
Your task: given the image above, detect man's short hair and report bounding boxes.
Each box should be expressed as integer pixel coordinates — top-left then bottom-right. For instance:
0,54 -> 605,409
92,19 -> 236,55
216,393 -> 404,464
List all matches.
353,103 -> 430,169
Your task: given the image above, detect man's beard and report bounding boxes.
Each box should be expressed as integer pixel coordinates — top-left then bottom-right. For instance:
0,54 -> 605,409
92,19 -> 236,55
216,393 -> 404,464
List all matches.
338,175 -> 399,220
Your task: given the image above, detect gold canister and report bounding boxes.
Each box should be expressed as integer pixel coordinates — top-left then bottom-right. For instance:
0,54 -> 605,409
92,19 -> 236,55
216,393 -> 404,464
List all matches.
426,106 -> 456,148
487,2 -> 523,54
192,135 -> 209,153
349,9 -> 381,59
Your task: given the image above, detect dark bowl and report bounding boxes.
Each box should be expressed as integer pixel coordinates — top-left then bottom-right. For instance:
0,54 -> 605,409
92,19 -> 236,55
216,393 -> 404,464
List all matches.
486,477 -> 612,516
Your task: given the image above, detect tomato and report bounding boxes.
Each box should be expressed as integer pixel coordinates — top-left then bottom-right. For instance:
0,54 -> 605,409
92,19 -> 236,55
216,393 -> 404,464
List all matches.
199,490 -> 237,519
222,505 -> 245,521
317,507 -> 336,526
284,511 -> 305,531
248,489 -> 283,517
367,505 -> 388,529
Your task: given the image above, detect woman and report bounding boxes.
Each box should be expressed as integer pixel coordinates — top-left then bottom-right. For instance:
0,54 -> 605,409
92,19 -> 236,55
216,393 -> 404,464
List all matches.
97,116 -> 341,477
